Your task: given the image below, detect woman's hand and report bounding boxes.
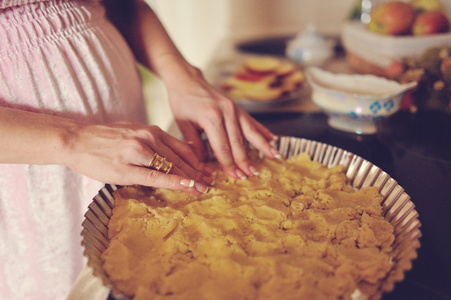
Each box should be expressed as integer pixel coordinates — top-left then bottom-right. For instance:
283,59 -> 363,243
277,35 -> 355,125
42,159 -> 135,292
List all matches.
65,121 -> 212,194
0,107 -> 210,194
166,66 -> 281,179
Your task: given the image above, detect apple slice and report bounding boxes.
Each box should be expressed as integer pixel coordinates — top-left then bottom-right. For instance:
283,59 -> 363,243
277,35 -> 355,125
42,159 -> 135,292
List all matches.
234,72 -> 266,82
281,70 -> 306,91
226,88 -> 247,99
275,63 -> 296,78
243,57 -> 280,74
242,86 -> 284,101
220,57 -> 304,101
221,76 -> 273,93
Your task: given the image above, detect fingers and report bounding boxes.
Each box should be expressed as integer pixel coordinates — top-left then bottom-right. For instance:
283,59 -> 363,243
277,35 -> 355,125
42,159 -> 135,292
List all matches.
106,124 -> 213,187
152,131 -> 214,184
67,120 -> 218,197
238,111 -> 281,160
123,146 -> 211,195
199,97 -> 280,179
220,101 -> 255,178
175,120 -> 206,163
201,110 -> 240,179
123,164 -> 209,195
126,128 -> 212,187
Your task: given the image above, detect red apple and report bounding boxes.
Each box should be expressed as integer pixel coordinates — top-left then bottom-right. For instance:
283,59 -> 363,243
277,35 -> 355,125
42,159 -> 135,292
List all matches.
368,2 -> 415,35
413,11 -> 450,35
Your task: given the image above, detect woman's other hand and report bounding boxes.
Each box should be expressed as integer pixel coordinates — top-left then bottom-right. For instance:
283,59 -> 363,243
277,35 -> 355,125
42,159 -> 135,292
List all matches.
166,65 -> 281,179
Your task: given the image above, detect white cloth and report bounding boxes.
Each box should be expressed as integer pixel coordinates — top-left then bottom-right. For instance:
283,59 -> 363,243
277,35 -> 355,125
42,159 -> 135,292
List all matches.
0,1 -> 147,299
66,266 -> 109,300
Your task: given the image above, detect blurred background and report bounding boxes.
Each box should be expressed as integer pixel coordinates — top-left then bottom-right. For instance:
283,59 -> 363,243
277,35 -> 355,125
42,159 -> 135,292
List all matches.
141,0 -> 451,130
142,0 -> 357,129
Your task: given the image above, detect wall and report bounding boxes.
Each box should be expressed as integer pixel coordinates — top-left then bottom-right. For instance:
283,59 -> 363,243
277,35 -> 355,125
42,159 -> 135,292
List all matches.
228,0 -> 355,42
150,0 -> 231,69
152,0 -> 357,67
143,0 -> 230,130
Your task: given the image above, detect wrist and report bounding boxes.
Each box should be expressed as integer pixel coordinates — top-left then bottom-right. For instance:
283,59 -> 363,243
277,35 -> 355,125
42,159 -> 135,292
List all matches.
156,54 -> 201,85
56,119 -> 84,168
0,107 -> 84,166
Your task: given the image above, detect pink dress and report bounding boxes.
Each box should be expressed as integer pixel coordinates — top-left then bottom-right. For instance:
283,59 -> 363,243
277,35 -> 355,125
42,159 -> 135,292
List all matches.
0,0 -> 148,298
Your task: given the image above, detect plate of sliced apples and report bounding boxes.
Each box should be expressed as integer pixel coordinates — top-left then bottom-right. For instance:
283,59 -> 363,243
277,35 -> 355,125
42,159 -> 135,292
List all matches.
214,56 -> 308,108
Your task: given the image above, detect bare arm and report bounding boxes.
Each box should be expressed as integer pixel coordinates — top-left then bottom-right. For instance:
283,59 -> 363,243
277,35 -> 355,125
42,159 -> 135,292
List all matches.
0,107 -> 72,165
105,0 -> 190,79
0,106 -> 209,194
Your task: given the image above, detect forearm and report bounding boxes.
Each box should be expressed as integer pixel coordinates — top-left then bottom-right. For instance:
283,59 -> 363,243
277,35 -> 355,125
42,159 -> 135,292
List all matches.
0,107 -> 76,165
106,0 -> 197,85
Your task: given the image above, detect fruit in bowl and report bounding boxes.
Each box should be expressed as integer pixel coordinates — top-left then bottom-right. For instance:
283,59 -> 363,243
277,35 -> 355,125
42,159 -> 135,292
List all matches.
411,0 -> 443,12
342,0 -> 451,77
412,11 -> 450,35
368,0 -> 450,36
368,1 -> 416,35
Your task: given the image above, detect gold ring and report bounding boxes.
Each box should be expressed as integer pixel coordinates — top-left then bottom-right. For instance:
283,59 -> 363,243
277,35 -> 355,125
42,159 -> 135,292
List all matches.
148,153 -> 173,174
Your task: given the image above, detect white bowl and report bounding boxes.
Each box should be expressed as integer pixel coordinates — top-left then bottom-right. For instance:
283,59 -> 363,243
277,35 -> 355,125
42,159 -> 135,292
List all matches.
306,67 -> 417,134
341,21 -> 451,70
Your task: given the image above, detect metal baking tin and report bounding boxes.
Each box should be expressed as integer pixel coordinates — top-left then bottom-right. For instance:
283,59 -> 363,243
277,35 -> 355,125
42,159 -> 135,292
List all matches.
81,136 -> 421,299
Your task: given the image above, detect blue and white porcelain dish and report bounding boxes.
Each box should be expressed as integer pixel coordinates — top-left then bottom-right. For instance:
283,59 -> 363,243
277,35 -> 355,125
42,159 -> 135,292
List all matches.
306,67 -> 417,134
285,23 -> 333,67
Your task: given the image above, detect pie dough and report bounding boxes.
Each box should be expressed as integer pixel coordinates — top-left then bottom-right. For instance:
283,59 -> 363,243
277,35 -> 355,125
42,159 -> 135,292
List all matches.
102,152 -> 394,300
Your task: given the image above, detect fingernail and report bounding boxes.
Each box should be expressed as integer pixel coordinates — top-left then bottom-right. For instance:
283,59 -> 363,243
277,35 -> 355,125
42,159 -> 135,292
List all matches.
270,147 -> 282,159
195,182 -> 208,193
249,165 -> 260,176
180,179 -> 195,188
235,169 -> 247,180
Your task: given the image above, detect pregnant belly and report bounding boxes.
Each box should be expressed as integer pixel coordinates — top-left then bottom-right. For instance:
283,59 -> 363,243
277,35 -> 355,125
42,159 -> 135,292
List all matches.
0,0 -> 147,124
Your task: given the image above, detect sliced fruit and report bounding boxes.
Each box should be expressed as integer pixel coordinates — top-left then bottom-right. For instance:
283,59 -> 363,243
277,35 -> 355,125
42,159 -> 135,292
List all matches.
242,87 -> 285,101
221,57 -> 304,101
243,57 -> 280,74
282,70 -> 306,90
234,72 -> 266,82
275,63 -> 296,78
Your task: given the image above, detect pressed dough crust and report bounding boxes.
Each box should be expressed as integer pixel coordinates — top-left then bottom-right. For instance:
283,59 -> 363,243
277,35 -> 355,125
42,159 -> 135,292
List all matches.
102,153 -> 395,300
